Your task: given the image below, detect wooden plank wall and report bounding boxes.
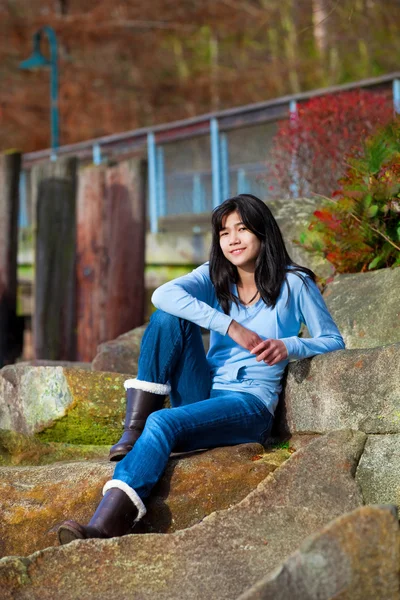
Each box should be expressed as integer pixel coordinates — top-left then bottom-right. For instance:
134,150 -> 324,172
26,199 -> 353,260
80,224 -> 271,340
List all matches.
76,158 -> 146,362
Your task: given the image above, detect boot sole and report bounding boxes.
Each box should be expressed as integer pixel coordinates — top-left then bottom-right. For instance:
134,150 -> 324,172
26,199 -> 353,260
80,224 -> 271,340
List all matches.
58,523 -> 85,545
108,450 -> 129,462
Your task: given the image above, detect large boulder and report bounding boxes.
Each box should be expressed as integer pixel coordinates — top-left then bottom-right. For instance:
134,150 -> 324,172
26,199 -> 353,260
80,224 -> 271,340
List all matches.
92,325 -> 147,374
0,443 -> 289,559
238,505 -> 399,600
356,434 -> 400,506
323,267 -> 400,349
0,365 -> 130,443
0,365 -> 72,434
278,342 -> 400,435
0,430 -> 366,599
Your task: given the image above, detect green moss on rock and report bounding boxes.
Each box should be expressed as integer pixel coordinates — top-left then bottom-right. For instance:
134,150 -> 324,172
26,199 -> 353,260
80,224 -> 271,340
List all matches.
0,429 -> 109,466
36,369 -> 129,445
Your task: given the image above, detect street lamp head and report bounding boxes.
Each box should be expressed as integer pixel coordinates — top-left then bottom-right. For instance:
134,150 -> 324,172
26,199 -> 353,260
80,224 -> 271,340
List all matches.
19,31 -> 51,70
19,51 -> 50,70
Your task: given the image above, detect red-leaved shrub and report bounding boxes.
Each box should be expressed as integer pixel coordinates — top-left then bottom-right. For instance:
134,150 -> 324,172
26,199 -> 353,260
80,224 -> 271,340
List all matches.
268,89 -> 394,198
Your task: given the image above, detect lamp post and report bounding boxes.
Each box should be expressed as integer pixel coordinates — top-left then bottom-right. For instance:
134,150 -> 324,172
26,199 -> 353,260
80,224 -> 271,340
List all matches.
19,26 -> 59,160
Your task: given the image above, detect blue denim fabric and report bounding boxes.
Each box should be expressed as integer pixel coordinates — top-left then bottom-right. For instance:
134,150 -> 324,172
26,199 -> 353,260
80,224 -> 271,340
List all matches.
136,309 -> 212,407
113,310 -> 273,500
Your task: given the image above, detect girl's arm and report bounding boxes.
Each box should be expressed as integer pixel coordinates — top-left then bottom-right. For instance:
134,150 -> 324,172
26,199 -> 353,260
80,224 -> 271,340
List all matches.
280,277 -> 345,361
151,263 -> 233,336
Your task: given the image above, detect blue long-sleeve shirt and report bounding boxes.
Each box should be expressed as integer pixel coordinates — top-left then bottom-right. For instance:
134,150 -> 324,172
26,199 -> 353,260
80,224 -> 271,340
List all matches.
152,262 -> 345,415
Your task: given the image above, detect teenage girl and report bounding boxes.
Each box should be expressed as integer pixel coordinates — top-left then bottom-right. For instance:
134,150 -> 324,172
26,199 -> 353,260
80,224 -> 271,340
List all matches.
58,194 -> 344,544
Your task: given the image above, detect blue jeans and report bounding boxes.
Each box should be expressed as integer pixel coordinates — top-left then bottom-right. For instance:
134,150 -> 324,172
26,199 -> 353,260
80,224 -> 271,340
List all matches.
113,310 -> 273,500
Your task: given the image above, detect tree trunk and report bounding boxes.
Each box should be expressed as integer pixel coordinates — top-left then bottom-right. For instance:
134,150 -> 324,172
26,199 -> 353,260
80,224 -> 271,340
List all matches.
279,0 -> 301,94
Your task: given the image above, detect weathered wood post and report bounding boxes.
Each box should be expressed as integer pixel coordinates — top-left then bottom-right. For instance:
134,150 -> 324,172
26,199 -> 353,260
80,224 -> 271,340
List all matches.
0,152 -> 21,367
76,158 -> 146,362
33,157 -> 78,360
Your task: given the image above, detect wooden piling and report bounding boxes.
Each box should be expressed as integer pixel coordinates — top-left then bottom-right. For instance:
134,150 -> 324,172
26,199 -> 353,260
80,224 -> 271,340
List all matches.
0,152 -> 21,366
76,158 -> 146,362
34,157 -> 78,360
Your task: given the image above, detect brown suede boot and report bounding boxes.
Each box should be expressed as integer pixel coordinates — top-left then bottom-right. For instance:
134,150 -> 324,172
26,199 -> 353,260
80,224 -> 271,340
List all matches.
109,384 -> 167,462
57,488 -> 139,545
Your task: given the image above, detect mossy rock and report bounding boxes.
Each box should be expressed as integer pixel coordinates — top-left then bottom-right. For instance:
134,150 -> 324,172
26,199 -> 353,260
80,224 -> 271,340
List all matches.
0,365 -> 131,445
36,369 -> 129,445
0,429 -> 109,466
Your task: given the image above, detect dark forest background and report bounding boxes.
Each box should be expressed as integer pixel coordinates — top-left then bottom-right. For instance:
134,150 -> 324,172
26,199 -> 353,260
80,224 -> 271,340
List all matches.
1,0 -> 400,153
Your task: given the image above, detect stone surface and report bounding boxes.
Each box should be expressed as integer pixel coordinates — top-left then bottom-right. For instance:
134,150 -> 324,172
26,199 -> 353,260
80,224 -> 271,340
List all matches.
0,365 -> 72,435
356,434 -> 400,506
17,360 -> 92,370
0,459 -> 113,559
0,443 -> 288,559
0,365 -> 129,443
0,429 -> 109,467
285,433 -> 320,452
138,444 -> 290,534
237,505 -> 400,600
39,368 -> 129,445
0,430 -> 366,599
323,267 -> 400,350
267,197 -> 334,280
91,325 -> 147,374
279,343 -> 400,435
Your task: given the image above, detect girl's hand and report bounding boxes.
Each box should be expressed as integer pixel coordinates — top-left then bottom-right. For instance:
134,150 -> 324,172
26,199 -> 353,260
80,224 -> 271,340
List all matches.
227,320 -> 263,351
250,339 -> 288,366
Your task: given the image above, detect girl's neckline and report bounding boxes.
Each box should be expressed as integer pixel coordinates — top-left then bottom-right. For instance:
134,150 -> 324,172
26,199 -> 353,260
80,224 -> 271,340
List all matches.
232,284 -> 263,309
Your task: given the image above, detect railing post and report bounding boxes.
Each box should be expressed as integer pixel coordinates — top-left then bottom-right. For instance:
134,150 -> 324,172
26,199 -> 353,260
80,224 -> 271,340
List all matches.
393,79 -> 400,114
210,118 -> 222,208
220,133 -> 230,200
18,170 -> 29,228
92,144 -> 102,165
192,174 -> 204,213
156,146 -> 166,217
289,99 -> 300,198
237,168 -> 249,194
147,132 -> 158,233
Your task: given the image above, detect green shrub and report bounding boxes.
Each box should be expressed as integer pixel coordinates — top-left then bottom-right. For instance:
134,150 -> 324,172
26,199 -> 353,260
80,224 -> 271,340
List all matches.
297,119 -> 400,273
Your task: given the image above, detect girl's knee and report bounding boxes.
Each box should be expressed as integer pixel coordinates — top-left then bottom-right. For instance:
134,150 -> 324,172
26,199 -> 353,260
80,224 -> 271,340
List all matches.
149,310 -> 198,338
146,408 -> 177,443
149,310 -> 180,328
146,407 -> 170,428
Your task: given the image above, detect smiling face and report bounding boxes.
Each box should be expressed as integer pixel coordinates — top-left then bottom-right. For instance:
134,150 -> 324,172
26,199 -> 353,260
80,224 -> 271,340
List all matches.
219,210 -> 261,272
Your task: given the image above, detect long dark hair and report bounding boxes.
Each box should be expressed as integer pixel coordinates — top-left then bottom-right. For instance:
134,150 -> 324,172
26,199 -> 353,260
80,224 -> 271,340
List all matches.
209,194 -> 316,314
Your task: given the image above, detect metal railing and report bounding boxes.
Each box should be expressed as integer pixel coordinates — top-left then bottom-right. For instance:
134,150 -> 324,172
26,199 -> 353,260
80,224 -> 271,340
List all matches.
20,71 -> 400,232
